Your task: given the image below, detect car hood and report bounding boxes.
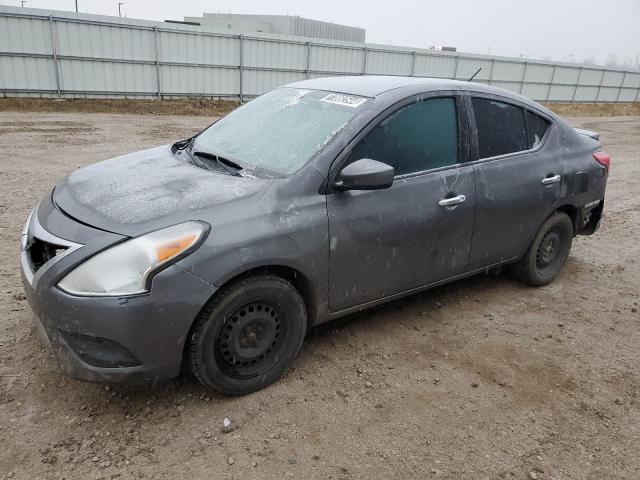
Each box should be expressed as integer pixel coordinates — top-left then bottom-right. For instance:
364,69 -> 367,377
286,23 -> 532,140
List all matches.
53,145 -> 272,237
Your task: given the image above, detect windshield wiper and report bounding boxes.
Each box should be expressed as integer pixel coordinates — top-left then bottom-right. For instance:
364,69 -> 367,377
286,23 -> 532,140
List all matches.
191,150 -> 243,177
173,136 -> 194,151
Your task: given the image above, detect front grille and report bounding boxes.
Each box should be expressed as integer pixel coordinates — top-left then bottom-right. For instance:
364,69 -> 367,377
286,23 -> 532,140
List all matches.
21,209 -> 83,286
26,236 -> 69,273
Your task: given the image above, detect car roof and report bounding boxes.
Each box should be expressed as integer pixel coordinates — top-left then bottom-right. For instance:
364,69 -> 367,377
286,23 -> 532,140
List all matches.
286,75 -> 556,118
287,75 -> 468,97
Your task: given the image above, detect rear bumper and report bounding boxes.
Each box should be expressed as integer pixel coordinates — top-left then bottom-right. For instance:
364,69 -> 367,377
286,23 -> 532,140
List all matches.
577,199 -> 604,236
20,197 -> 216,385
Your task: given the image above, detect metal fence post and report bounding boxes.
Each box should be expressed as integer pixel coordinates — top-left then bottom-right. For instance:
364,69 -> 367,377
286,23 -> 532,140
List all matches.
453,55 -> 459,80
595,69 -> 605,103
239,35 -> 244,103
487,58 -> 495,85
306,41 -> 311,79
572,67 -> 583,103
48,15 -> 61,99
615,71 -> 627,103
519,61 -> 528,94
361,47 -> 368,75
153,26 -> 161,99
546,65 -> 556,101
410,51 -> 416,77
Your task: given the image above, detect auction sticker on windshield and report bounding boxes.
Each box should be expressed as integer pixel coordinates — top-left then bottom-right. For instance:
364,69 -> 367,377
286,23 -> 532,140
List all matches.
320,93 -> 367,108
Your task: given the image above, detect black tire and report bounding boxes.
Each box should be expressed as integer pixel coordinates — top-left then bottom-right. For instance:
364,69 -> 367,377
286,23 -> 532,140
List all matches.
512,212 -> 573,287
188,274 -> 307,395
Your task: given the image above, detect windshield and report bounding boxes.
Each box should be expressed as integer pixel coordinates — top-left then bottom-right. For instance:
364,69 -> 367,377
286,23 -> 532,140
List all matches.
192,88 -> 369,176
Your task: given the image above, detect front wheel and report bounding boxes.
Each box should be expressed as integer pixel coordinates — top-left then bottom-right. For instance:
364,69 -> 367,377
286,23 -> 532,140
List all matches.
512,212 -> 574,287
188,275 -> 307,395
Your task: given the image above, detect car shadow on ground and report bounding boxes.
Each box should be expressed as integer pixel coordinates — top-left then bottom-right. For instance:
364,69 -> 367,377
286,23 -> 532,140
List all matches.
38,267 -> 530,407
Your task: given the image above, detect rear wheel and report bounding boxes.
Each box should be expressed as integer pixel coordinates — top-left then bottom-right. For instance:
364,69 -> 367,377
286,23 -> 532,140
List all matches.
188,275 -> 307,395
512,212 -> 573,286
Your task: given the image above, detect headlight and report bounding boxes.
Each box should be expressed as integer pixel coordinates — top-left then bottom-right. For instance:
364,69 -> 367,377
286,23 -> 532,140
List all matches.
58,221 -> 208,296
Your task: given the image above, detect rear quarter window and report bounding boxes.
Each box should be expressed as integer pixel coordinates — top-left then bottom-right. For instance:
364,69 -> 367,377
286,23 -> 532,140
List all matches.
525,111 -> 551,148
472,98 -> 527,159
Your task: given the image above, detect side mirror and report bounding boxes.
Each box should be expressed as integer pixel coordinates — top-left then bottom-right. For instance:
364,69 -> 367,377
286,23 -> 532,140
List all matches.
334,158 -> 395,191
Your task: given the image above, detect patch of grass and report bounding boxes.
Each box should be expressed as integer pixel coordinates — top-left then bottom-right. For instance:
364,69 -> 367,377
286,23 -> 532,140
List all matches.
0,98 -> 239,117
1,97 -> 638,118
543,102 -> 640,117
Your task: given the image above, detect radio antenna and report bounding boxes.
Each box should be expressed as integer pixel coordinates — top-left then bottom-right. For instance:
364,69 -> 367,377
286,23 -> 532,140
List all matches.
467,68 -> 482,82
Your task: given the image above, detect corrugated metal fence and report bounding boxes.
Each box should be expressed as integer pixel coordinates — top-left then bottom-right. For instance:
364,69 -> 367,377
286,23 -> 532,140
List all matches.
1,5 -> 639,103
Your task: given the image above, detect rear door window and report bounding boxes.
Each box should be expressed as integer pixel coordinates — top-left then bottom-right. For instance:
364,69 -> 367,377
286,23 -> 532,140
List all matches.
472,98 -> 527,159
525,110 -> 551,148
349,97 -> 459,176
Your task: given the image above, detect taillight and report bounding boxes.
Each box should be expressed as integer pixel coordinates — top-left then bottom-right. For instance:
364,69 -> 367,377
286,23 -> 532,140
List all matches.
593,152 -> 610,173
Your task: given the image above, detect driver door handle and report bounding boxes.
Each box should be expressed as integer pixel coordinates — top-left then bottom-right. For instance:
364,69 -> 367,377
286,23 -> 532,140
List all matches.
439,194 -> 466,207
541,174 -> 561,185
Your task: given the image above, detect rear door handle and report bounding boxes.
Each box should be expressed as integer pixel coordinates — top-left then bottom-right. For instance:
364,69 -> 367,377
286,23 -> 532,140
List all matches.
439,194 -> 466,207
541,174 -> 561,185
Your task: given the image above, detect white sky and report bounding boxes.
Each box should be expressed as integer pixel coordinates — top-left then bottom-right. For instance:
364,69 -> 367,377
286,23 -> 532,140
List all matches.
4,0 -> 640,67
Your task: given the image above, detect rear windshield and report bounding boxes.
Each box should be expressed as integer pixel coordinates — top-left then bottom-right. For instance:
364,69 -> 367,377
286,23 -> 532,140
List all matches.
192,88 -> 369,176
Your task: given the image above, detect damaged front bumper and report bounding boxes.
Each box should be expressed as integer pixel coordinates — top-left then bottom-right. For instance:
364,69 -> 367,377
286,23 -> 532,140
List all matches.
20,195 -> 216,385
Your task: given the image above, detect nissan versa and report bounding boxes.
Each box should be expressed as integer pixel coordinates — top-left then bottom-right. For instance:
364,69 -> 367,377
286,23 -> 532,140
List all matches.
20,76 -> 609,395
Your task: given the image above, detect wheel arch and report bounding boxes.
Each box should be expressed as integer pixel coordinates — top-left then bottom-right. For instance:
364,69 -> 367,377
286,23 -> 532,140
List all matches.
218,264 -> 319,325
555,204 -> 580,236
180,263 -> 320,375
515,203 -> 580,262
187,262 -> 319,338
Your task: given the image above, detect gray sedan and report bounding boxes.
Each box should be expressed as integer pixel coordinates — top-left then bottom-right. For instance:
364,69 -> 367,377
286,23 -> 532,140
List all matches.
21,76 -> 609,395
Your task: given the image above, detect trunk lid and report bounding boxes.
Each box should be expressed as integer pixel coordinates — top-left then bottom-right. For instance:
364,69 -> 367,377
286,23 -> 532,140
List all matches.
574,128 -> 600,141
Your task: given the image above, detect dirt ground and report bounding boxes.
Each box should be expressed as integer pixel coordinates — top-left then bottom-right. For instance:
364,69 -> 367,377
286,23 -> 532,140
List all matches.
0,111 -> 639,480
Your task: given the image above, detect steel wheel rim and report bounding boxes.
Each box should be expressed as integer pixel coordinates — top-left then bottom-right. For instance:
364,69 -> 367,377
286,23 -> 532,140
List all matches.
215,302 -> 285,378
535,227 -> 562,274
